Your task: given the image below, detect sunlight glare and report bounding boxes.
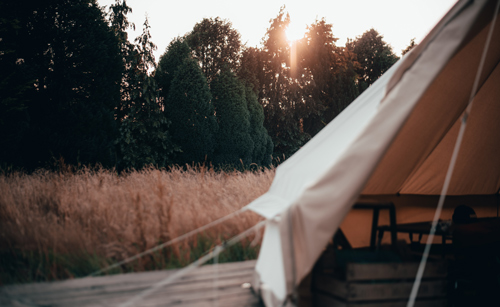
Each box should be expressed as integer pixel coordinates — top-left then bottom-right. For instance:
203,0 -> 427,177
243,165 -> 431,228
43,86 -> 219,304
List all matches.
285,21 -> 305,43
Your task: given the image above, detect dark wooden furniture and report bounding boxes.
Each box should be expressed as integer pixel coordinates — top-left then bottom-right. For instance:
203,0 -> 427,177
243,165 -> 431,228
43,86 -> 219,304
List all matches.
377,220 -> 453,251
353,201 -> 397,250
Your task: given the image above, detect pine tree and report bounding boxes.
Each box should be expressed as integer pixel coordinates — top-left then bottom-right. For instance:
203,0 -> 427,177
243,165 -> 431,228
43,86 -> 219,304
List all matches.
244,85 -> 273,166
0,0 -> 122,169
109,0 -> 135,121
115,17 -> 177,169
155,38 -> 191,101
211,67 -> 254,166
165,58 -> 217,165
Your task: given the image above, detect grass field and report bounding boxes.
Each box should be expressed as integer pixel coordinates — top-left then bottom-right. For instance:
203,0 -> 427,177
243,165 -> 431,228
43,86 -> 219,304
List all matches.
0,165 -> 274,285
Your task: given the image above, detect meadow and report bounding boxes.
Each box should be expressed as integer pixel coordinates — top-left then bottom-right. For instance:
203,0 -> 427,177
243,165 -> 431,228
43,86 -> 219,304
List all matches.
0,165 -> 274,285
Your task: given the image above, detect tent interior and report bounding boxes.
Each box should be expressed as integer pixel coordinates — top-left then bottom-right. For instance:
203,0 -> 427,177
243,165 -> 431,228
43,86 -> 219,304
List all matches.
249,0 -> 500,306
346,0 -> 500,257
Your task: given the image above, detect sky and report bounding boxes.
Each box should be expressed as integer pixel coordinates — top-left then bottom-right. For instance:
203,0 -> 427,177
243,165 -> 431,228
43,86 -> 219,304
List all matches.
97,0 -> 458,62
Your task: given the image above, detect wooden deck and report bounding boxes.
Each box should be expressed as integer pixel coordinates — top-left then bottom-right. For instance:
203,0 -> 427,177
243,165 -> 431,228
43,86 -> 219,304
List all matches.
0,260 -> 262,307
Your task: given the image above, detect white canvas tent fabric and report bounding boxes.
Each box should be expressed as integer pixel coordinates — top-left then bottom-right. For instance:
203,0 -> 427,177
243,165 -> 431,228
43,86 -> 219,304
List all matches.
246,53 -> 403,307
245,0 -> 500,305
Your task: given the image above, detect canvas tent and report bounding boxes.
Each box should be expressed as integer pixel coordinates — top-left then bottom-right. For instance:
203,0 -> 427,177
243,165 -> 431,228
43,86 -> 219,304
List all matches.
244,0 -> 500,305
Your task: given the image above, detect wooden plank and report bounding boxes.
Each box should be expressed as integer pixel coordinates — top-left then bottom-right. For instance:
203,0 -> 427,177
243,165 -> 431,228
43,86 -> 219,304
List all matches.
314,292 -> 447,307
346,262 -> 447,281
2,261 -> 255,296
314,274 -> 347,298
143,286 -> 259,306
0,261 -> 260,307
3,260 -> 256,296
346,280 -> 446,301
5,273 -> 255,306
7,267 -> 254,302
314,275 -> 447,301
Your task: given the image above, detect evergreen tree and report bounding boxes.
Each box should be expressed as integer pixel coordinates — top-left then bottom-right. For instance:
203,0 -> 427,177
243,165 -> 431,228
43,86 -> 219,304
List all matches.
211,67 -> 254,166
0,1 -> 32,167
238,47 -> 264,96
0,0 -> 122,169
108,0 -> 135,121
165,58 -> 217,165
114,17 -> 177,169
346,28 -> 399,93
244,85 -> 273,166
155,38 -> 191,102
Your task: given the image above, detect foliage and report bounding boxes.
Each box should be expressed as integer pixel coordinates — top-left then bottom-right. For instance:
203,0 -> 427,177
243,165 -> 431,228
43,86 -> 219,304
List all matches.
186,17 -> 242,83
1,0 -> 405,171
301,19 -> 359,136
0,3 -> 32,167
108,0 -> 135,121
402,37 -> 417,56
244,85 -> 273,166
211,67 -> 254,166
165,57 -> 218,165
155,37 -> 191,101
0,0 -> 122,169
114,16 -> 177,169
237,47 -> 264,95
346,28 -> 399,93
259,7 -> 310,159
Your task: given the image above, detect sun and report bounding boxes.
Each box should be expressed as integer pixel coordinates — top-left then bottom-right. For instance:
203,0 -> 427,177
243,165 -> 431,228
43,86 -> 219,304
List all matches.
285,21 -> 305,43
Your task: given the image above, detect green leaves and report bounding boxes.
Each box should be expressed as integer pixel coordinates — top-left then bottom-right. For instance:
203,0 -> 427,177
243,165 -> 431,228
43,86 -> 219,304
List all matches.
186,17 -> 241,84
346,28 -> 399,93
113,8 -> 177,170
165,57 -> 217,165
258,7 -> 309,159
211,67 -> 253,166
0,0 -> 123,169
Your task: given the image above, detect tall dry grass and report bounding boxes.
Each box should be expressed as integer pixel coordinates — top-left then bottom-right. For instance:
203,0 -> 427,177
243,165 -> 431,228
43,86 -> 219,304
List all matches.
0,165 -> 274,284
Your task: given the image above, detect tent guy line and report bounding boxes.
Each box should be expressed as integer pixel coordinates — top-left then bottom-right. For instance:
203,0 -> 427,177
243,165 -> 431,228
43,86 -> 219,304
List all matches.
118,220 -> 266,307
407,1 -> 500,305
248,0 -> 500,305
86,208 -> 247,278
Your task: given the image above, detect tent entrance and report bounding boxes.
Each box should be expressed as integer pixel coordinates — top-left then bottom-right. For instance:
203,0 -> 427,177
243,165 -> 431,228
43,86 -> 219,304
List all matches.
295,201 -> 500,306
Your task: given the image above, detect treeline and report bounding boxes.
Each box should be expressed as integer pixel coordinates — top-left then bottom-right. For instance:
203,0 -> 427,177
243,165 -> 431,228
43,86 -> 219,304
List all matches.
0,0 -> 403,171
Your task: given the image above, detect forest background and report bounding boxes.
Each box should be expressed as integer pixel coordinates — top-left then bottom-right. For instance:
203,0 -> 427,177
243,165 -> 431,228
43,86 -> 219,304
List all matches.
0,0 -> 413,171
0,0 -> 420,284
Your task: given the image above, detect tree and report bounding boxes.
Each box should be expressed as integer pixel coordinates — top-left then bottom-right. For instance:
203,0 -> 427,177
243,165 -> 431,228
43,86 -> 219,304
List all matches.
0,0 -> 123,169
237,47 -> 273,166
238,47 -> 264,95
0,1 -> 32,167
346,28 -> 399,93
402,38 -> 417,56
114,17 -> 177,169
301,19 -> 359,136
211,67 -> 254,166
244,85 -> 273,166
186,17 -> 241,83
165,57 -> 218,165
108,0 -> 135,121
260,7 -> 310,159
155,37 -> 191,102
